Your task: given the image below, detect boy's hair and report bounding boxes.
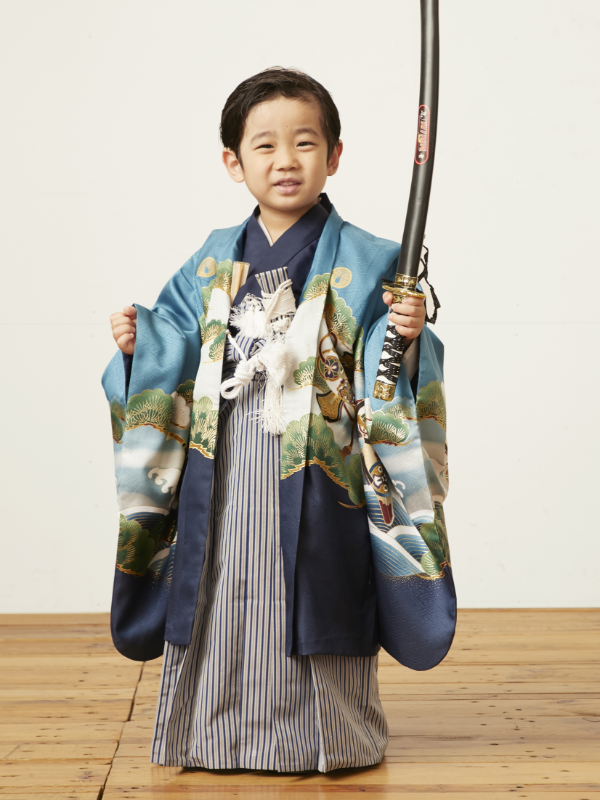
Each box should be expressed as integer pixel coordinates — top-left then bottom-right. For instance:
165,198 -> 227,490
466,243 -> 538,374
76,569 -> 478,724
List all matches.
221,67 -> 341,161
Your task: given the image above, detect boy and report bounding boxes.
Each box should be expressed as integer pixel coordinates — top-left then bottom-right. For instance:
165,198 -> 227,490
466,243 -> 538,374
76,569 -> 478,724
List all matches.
104,68 -> 454,772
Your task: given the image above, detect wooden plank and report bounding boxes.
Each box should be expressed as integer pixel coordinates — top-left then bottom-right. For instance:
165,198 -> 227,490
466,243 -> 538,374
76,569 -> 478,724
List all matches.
0,667 -> 142,689
0,792 -> 100,799
384,754 -> 600,763
105,758 -> 600,788
0,721 -> 123,760
103,793 -> 600,800
0,722 -> 123,742
444,633 -> 600,653
420,652 -> 599,666
378,686 -> 600,700
381,697 -> 600,717
0,656 -> 137,669
102,793 -> 600,800
5,743 -> 118,760
0,614 -> 110,626
459,609 -> 600,615
0,642 -> 118,658
0,688 -> 135,700
0,760 -> 109,788
0,625 -> 112,641
129,698 -> 158,720
0,699 -> 133,722
385,717 -> 600,739
0,641 -> 122,656
376,663 -> 600,683
456,610 -> 600,634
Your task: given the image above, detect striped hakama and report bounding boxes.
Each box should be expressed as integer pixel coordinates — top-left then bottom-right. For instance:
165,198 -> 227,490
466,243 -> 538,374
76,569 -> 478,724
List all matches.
151,269 -> 388,773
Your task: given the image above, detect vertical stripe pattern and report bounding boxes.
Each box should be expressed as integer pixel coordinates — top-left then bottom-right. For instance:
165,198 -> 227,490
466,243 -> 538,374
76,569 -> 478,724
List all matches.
256,267 -> 289,293
151,284 -> 388,773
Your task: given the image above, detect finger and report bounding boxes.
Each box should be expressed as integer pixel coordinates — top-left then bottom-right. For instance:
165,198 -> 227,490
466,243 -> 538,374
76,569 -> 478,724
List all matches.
399,295 -> 424,307
112,323 -> 136,339
389,312 -> 420,329
382,292 -> 394,307
123,306 -> 137,319
392,300 -> 425,315
111,317 -> 136,335
110,312 -> 136,327
117,332 -> 135,349
391,305 -> 424,319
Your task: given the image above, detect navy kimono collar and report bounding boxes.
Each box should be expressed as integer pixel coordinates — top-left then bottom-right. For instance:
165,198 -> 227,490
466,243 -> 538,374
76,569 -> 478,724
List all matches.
236,194 -> 331,305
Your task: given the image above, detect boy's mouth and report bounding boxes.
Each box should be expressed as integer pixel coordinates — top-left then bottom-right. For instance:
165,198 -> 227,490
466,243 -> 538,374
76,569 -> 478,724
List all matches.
274,179 -> 301,195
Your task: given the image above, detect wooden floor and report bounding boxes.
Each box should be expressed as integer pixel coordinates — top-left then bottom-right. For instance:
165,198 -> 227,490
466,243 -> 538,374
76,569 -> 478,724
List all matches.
0,611 -> 598,799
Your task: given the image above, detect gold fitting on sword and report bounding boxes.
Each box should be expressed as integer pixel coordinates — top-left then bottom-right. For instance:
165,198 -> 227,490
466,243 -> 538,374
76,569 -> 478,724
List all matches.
382,276 -> 425,304
373,380 -> 395,401
384,274 -> 418,291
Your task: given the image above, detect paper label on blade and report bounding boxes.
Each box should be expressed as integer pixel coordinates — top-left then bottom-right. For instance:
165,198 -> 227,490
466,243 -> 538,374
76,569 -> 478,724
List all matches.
415,105 -> 430,165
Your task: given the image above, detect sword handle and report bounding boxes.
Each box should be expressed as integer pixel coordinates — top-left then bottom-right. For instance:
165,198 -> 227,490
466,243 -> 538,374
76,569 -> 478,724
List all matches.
373,278 -> 425,402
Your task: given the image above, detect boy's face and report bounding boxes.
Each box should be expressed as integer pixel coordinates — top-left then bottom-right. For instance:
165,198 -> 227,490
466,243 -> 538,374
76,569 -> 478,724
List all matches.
223,96 -> 342,216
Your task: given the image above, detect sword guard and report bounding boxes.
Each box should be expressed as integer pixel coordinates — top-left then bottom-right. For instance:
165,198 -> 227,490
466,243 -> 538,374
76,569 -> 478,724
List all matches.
381,276 -> 426,304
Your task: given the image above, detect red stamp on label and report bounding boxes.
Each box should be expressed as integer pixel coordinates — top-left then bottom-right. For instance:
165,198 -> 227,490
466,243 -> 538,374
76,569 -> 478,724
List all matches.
415,105 -> 430,165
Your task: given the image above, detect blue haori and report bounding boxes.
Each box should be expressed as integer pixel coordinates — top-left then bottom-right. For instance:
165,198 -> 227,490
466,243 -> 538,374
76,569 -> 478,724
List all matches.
151,290 -> 387,771
102,197 -> 456,673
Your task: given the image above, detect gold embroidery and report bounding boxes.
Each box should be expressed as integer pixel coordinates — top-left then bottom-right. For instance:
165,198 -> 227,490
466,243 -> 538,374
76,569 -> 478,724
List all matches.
197,257 -> 218,278
317,390 -> 344,423
331,266 -> 352,288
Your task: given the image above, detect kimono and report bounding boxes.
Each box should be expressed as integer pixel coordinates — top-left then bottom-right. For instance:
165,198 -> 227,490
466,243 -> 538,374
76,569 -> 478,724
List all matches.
102,195 -> 456,771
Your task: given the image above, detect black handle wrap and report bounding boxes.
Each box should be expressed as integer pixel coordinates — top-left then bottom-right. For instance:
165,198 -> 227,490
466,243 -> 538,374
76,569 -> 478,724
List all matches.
376,324 -> 409,387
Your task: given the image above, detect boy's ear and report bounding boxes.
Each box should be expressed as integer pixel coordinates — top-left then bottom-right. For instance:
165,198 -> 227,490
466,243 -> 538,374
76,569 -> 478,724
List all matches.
222,149 -> 245,183
327,141 -> 343,177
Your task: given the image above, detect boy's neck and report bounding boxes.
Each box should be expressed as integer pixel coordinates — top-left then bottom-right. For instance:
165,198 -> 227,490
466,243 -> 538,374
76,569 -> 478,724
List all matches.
257,197 -> 320,243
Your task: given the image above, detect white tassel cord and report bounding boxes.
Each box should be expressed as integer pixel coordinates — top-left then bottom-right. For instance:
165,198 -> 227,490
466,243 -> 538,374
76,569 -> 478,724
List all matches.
257,339 -> 294,434
229,296 -> 269,339
220,334 -> 293,435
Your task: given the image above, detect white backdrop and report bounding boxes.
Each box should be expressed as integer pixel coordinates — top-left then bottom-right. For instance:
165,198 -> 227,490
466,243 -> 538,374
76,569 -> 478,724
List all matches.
1,0 -> 598,612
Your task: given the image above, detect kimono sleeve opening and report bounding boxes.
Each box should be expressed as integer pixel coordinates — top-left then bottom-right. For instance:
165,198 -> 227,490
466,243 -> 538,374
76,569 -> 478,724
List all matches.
101,259 -> 203,661
102,261 -> 203,405
362,274 -> 456,671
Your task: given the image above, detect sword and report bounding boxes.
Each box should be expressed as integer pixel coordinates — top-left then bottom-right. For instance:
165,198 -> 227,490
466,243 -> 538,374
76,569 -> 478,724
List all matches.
373,0 -> 439,402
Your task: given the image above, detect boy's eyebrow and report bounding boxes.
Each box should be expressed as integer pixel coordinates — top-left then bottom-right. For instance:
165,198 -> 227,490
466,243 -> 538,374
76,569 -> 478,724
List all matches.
250,130 -> 275,144
249,126 -> 321,144
294,126 -> 321,137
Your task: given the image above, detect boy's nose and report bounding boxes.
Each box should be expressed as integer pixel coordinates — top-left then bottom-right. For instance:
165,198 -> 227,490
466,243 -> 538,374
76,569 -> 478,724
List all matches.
274,147 -> 298,171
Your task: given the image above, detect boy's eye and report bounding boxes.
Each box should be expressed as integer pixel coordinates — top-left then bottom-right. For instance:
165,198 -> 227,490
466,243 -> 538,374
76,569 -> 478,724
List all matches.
298,141 -> 315,147
257,144 -> 274,150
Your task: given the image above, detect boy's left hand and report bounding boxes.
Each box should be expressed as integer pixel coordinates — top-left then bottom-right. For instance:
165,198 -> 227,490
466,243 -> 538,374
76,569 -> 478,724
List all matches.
382,292 -> 425,341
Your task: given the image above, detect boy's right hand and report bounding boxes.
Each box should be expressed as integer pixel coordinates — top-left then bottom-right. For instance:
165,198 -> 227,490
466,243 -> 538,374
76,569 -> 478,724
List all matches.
110,306 -> 137,355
